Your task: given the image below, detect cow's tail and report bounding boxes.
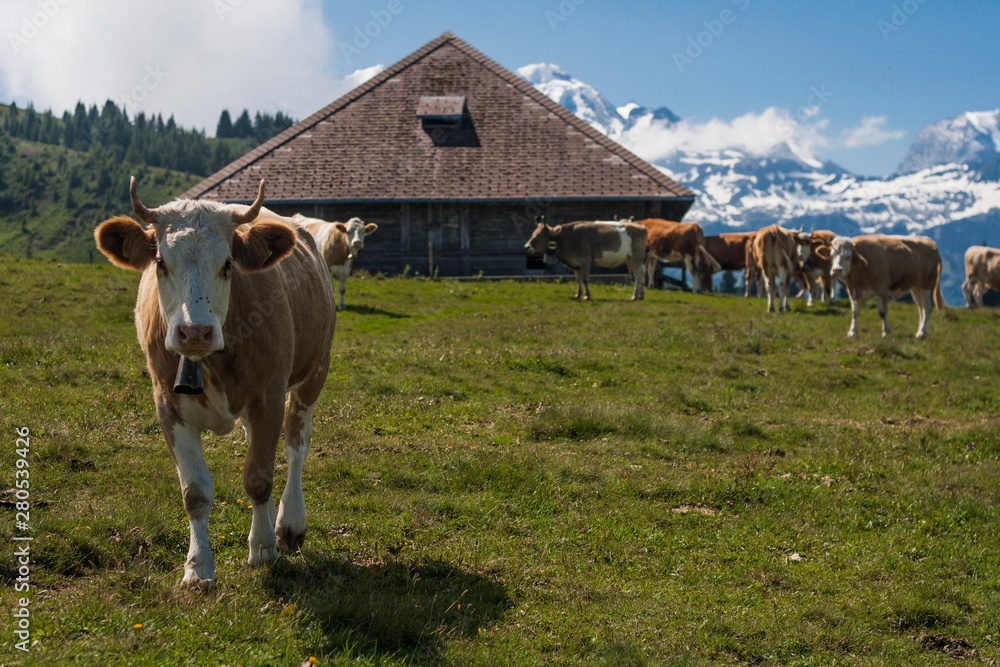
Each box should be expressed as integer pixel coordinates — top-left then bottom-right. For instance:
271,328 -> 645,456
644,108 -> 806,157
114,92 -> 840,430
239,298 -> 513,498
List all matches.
698,245 -> 722,273
934,260 -> 946,310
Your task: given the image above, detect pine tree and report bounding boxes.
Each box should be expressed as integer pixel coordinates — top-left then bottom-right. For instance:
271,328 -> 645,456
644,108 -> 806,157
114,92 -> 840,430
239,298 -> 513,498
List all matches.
216,110 -> 233,138
233,109 -> 252,138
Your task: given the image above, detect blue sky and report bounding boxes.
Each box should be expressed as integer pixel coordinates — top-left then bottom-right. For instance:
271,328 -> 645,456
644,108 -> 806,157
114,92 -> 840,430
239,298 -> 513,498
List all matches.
1,1 -> 997,176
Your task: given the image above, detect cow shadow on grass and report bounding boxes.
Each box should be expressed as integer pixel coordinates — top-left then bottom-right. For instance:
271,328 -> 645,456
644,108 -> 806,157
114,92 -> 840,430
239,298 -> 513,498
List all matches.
262,554 -> 511,663
341,304 -> 409,319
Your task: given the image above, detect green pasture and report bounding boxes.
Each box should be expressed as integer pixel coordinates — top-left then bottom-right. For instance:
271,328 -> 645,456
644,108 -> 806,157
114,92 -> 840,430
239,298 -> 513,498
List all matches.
2,256 -> 999,666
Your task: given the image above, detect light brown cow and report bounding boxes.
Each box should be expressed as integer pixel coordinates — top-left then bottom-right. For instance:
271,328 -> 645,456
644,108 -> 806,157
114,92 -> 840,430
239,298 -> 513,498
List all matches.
638,218 -> 720,292
794,230 -> 837,306
525,220 -> 647,300
824,234 -> 945,338
752,225 -> 813,312
294,214 -> 379,310
95,178 -> 336,587
962,245 -> 1000,308
701,231 -> 757,293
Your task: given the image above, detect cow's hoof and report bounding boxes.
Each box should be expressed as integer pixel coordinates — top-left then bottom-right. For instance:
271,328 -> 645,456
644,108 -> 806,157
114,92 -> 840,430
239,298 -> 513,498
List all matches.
247,544 -> 279,567
181,572 -> 217,590
915,332 -> 927,340
277,527 -> 306,553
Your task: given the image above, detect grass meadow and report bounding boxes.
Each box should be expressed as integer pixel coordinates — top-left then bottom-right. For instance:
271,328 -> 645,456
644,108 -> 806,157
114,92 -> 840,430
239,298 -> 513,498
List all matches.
2,256 -> 1000,666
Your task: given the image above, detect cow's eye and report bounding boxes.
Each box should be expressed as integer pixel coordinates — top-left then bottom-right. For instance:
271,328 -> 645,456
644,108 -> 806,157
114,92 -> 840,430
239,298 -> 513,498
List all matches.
221,258 -> 233,278
156,257 -> 168,275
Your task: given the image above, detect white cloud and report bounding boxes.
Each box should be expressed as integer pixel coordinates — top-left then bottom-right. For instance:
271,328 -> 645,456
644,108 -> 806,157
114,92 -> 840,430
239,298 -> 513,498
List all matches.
839,115 -> 906,149
0,0 -> 365,134
615,107 -> 830,167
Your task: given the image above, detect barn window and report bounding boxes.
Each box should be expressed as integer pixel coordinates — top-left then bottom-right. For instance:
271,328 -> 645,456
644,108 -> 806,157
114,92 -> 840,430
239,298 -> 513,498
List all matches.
417,96 -> 480,147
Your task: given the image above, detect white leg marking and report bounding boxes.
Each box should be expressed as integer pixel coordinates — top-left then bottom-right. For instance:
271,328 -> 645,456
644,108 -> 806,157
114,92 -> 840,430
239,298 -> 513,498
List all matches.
276,403 -> 313,553
243,419 -> 278,567
172,423 -> 216,587
848,296 -> 861,338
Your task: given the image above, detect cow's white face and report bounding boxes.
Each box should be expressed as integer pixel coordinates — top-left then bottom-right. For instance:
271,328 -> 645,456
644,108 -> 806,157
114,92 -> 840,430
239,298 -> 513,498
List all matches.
335,217 -> 378,258
95,178 -> 296,361
151,201 -> 241,358
829,236 -> 856,279
793,233 -> 813,266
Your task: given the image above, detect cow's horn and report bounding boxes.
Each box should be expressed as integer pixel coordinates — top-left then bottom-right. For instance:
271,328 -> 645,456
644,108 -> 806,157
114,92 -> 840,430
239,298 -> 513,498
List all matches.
129,176 -> 158,226
233,179 -> 266,226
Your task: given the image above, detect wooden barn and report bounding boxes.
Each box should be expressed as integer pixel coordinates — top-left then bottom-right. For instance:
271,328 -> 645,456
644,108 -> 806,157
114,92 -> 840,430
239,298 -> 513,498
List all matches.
181,32 -> 695,277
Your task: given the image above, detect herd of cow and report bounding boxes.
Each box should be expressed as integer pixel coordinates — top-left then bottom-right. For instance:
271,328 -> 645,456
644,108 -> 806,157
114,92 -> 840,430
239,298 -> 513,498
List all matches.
92,179 -> 998,587
525,217 -> 1000,340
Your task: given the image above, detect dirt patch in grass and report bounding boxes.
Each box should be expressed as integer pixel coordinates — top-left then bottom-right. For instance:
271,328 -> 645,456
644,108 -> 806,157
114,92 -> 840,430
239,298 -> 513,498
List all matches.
917,633 -> 982,661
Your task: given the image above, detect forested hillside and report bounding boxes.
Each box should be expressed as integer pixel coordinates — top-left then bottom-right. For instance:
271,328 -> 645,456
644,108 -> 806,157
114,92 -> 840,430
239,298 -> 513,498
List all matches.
0,101 -> 293,262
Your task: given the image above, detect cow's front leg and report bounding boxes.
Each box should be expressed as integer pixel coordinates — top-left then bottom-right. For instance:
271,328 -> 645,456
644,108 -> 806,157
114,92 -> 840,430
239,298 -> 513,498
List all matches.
575,263 -> 592,300
243,407 -> 283,566
166,418 -> 216,588
847,292 -> 862,338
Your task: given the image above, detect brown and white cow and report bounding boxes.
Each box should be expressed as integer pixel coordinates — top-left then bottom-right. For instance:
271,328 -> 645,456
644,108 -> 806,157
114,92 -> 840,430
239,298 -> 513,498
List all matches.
961,245 -> 1000,308
95,178 -> 336,587
294,214 -> 378,311
525,220 -> 647,300
823,234 -> 945,338
752,225 -> 813,312
794,230 -> 837,306
700,231 -> 757,293
638,218 -> 720,292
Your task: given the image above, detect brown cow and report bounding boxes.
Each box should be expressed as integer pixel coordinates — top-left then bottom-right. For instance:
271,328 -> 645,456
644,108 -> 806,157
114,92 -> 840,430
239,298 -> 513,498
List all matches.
94,178 -> 336,587
638,218 -> 720,292
962,245 -> 1000,308
824,234 -> 945,338
794,230 -> 837,306
752,225 -> 813,312
294,214 -> 379,310
700,231 -> 757,294
525,220 -> 647,300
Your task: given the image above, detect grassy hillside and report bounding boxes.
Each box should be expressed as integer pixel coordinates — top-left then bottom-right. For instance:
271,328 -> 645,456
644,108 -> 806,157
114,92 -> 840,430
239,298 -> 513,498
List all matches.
0,136 -> 201,262
2,261 -> 1000,665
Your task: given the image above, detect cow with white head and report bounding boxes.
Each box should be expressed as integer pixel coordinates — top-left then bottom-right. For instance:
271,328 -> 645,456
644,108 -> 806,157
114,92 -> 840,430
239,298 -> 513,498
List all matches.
95,178 -> 336,587
823,234 -> 944,338
295,214 -> 379,310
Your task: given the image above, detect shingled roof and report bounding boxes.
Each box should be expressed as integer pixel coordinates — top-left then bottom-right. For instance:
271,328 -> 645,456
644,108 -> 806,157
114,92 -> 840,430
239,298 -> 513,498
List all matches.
181,32 -> 695,205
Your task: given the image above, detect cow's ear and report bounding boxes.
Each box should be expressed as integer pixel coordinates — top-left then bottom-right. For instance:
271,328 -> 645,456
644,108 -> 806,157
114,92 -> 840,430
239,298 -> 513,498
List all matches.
814,245 -> 831,260
232,221 -> 296,272
333,222 -> 348,235
95,216 -> 156,271
364,223 -> 379,236
549,225 -> 563,236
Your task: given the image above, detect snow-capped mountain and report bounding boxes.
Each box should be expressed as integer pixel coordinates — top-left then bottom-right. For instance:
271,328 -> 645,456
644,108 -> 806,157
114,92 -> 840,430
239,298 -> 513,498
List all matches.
896,109 -> 1000,177
516,63 -> 680,137
518,62 -> 1000,305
